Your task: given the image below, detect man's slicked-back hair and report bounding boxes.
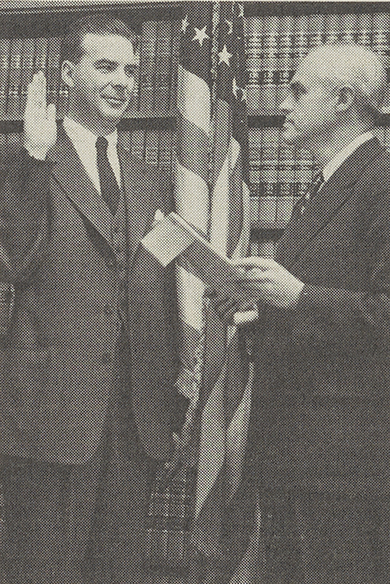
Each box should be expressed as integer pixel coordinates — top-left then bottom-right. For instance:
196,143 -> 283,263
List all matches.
60,13 -> 138,65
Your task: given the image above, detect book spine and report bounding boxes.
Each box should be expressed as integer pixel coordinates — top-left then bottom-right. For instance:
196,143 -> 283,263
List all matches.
307,13 -> 325,51
47,37 -> 61,108
293,14 -> 309,71
118,130 -> 132,150
259,16 -> 279,115
339,13 -> 358,44
139,20 -> 158,113
372,12 -> 390,110
323,13 -> 341,45
0,39 -> 11,119
356,13 -> 372,48
249,127 -> 262,225
158,128 -> 174,212
258,126 -> 279,227
20,38 -> 35,116
155,20 -> 172,113
34,37 -> 48,74
0,132 -> 7,163
276,15 -> 294,109
170,20 -> 180,111
145,129 -> 159,166
131,127 -> 146,161
7,38 -> 23,119
245,16 -> 263,112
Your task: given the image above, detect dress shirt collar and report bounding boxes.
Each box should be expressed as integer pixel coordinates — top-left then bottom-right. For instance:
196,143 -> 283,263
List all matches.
322,131 -> 374,183
63,116 -> 118,149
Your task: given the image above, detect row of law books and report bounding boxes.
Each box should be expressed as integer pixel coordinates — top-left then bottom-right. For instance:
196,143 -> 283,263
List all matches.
249,125 -> 389,228
0,20 -> 179,120
245,11 -> 390,114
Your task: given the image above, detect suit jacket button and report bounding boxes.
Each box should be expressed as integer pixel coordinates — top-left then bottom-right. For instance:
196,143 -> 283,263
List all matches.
101,353 -> 112,365
106,258 -> 115,269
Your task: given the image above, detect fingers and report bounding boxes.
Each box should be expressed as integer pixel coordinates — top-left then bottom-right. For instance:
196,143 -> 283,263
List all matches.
231,256 -> 276,270
26,72 -> 47,114
46,102 -> 57,121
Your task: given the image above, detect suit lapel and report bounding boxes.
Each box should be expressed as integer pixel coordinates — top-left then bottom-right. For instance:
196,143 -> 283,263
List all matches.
48,128 -> 112,247
276,137 -> 384,268
119,147 -> 155,266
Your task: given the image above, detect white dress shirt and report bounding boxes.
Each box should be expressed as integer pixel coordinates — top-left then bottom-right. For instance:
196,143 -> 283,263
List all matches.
322,131 -> 374,184
63,116 -> 121,193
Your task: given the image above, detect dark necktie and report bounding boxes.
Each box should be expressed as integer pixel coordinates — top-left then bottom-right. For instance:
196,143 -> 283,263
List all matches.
96,136 -> 120,215
295,170 -> 324,217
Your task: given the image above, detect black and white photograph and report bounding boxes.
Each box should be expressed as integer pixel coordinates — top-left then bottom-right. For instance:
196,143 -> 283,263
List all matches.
1,0 -> 390,582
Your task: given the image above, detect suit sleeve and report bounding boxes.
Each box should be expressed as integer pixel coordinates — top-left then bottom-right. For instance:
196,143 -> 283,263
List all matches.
0,148 -> 53,283
293,186 -> 390,345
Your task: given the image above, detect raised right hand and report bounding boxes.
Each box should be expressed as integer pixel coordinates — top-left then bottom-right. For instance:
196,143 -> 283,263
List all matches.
23,71 -> 57,160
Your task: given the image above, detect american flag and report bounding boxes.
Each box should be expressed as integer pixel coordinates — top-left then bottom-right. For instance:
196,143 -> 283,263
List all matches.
174,3 -> 258,581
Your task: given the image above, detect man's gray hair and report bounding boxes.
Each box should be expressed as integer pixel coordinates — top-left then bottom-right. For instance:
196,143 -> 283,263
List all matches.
305,43 -> 387,115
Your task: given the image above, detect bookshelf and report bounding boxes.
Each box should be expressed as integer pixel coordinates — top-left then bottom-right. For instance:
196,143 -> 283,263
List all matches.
1,1 -> 390,251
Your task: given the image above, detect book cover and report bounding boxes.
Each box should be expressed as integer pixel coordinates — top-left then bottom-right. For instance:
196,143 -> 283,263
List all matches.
339,13 -> 358,44
323,13 -> 341,45
356,13 -> 372,47
7,38 -> 23,119
245,16 -> 263,112
293,14 -> 309,70
20,38 -> 35,116
47,37 -> 61,108
130,128 -> 145,161
276,15 -> 294,107
259,15 -> 279,115
33,36 -> 48,74
0,38 -> 11,118
155,20 -> 172,112
145,129 -> 159,166
307,13 -> 325,51
169,20 -> 180,111
139,20 -> 158,112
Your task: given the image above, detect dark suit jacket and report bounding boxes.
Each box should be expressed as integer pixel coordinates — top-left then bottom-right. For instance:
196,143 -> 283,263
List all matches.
0,128 -> 185,465
247,137 -> 390,496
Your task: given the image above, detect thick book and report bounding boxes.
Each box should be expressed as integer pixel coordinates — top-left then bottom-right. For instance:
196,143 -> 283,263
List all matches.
130,128 -> 145,160
259,15 -> 279,115
139,20 -> 158,112
0,38 -> 11,118
245,16 -> 263,112
141,211 -> 243,291
155,20 -> 172,112
276,15 -> 294,107
170,20 -> 180,110
144,129 -> 159,166
7,38 -> 23,119
356,13 -> 372,47
34,37 -> 48,74
47,37 -> 61,107
20,38 -> 35,116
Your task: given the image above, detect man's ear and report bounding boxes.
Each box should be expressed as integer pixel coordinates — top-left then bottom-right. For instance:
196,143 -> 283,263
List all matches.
61,60 -> 75,88
336,86 -> 355,112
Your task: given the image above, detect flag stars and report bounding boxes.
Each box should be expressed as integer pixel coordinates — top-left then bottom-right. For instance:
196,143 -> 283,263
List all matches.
218,44 -> 232,66
181,14 -> 189,34
192,26 -> 210,46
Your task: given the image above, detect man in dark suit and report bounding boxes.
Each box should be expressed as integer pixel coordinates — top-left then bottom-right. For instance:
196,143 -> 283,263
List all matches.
213,43 -> 390,583
0,14 -> 186,584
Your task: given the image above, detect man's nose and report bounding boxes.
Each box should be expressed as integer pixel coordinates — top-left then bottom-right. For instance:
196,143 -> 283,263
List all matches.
111,67 -> 131,88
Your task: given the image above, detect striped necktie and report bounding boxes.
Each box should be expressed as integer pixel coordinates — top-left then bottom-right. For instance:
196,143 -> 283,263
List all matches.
296,170 -> 324,216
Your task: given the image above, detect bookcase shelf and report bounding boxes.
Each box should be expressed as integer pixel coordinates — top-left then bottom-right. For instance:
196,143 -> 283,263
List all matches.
1,0 -> 390,251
